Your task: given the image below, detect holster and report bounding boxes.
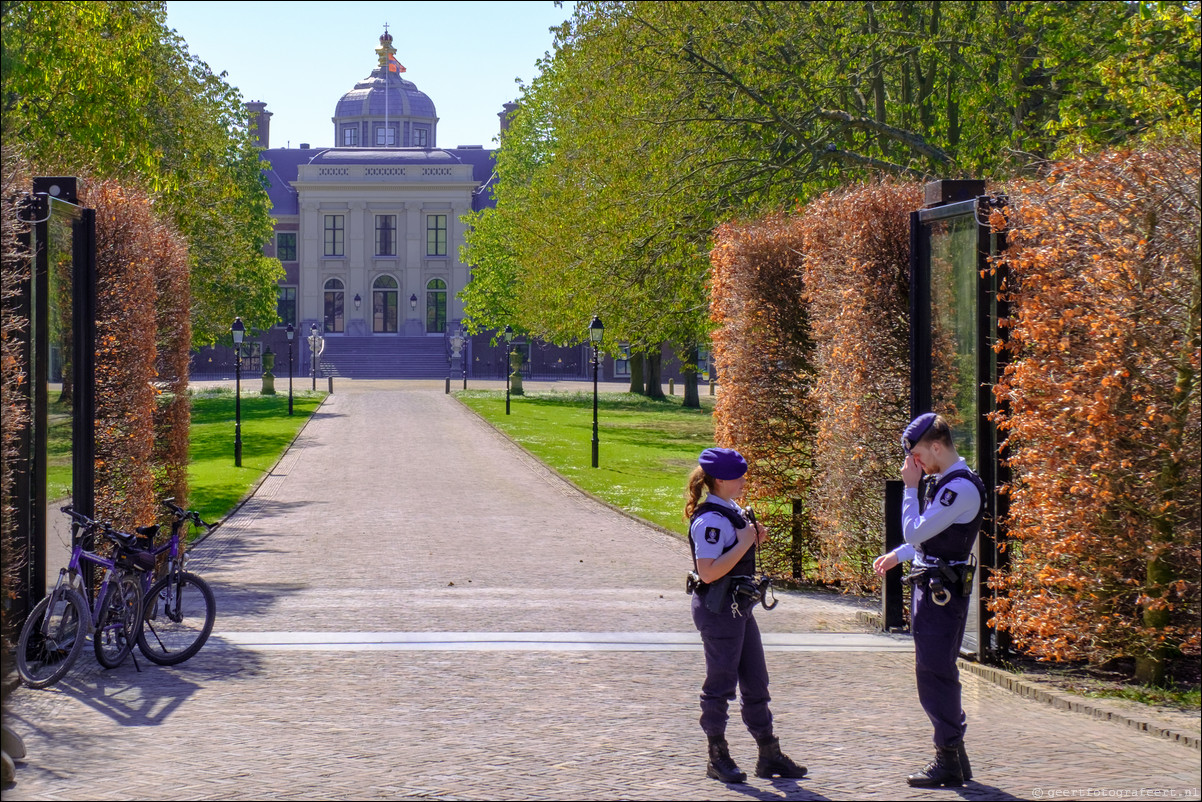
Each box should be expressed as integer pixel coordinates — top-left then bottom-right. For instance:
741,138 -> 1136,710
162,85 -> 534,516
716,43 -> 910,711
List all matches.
703,575 -> 734,614
904,558 -> 973,606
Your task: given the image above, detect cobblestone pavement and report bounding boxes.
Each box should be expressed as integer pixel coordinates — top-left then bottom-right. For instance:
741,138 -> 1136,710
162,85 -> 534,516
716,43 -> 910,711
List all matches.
5,383 -> 1200,801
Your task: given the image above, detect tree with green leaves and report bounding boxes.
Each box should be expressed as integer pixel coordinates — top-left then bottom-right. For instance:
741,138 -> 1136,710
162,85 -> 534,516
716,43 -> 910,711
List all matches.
1,0 -> 281,345
462,1 -> 1197,382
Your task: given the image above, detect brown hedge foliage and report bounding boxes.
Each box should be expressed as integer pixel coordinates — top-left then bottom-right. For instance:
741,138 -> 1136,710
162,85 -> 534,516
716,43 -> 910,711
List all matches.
1,148 -> 32,647
798,182 -> 923,592
84,180 -> 191,532
710,213 -> 816,576
151,220 -> 191,510
991,146 -> 1201,671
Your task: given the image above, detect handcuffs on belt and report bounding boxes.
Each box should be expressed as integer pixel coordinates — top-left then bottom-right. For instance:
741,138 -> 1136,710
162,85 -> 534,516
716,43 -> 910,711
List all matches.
903,556 -> 976,606
687,572 -> 778,617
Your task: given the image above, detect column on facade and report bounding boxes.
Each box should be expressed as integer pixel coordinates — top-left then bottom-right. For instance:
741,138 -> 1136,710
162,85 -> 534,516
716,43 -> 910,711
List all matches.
348,200 -> 367,335
299,199 -> 322,331
451,202 -> 471,324
404,204 -> 423,335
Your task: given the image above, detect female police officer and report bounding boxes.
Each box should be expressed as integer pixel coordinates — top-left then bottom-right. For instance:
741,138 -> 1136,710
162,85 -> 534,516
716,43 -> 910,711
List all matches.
685,447 -> 807,784
873,413 -> 986,788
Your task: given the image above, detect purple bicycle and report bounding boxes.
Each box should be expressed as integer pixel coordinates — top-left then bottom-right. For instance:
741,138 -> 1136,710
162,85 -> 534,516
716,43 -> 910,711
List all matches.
15,506 -> 146,688
133,499 -> 217,665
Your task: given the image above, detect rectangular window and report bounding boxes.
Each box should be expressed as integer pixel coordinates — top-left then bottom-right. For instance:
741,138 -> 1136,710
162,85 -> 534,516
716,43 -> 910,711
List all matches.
375,215 -> 397,256
277,286 -> 297,327
413,127 -> 428,147
426,214 -> 447,256
343,126 -> 359,146
276,232 -> 296,262
375,126 -> 396,146
324,215 -> 344,257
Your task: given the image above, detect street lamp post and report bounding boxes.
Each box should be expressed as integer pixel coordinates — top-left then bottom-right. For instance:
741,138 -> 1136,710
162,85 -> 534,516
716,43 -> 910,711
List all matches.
589,316 -> 604,468
286,323 -> 294,416
232,317 -> 244,467
503,324 -> 514,415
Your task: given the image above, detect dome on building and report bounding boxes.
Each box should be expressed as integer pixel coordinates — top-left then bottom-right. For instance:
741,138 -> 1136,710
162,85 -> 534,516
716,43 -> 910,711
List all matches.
335,71 -> 437,121
331,29 -> 439,148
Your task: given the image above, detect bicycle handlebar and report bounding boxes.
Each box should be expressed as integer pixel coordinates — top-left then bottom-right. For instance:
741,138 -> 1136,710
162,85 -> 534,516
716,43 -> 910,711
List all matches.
59,505 -> 136,548
161,498 -> 218,532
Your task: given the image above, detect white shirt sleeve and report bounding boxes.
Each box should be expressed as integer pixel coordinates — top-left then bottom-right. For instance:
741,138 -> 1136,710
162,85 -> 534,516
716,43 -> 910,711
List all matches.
901,478 -> 982,548
691,513 -> 735,562
891,543 -> 916,564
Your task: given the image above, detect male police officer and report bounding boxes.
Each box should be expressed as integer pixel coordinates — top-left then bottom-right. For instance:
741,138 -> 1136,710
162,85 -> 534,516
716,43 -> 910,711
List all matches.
873,413 -> 986,788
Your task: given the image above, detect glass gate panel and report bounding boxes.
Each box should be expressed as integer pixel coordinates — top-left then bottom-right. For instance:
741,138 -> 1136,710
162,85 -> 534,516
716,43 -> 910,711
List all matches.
927,215 -> 980,469
913,187 -> 1006,661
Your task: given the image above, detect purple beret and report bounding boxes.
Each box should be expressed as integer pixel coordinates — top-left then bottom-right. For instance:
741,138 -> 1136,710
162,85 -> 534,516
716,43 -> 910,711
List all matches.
699,447 -> 748,480
901,413 -> 937,453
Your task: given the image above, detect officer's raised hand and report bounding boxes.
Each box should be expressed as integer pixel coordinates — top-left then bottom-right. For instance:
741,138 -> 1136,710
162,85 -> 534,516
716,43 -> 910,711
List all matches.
901,454 -> 923,488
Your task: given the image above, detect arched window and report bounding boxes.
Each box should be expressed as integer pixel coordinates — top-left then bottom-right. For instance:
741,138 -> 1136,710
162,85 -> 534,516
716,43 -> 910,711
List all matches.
426,278 -> 447,334
324,277 -> 344,333
373,275 -> 399,333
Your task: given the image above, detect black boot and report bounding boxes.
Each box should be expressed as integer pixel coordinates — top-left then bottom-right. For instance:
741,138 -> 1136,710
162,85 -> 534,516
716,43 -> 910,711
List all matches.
706,735 -> 746,784
957,740 -> 972,781
906,742 -> 964,787
754,735 -> 808,779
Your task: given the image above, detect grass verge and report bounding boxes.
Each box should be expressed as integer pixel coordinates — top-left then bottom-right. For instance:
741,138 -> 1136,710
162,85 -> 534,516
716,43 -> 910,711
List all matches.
187,388 -> 326,524
455,389 -> 715,536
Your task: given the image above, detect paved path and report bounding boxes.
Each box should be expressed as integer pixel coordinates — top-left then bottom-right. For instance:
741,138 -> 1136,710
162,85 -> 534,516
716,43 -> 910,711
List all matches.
5,383 -> 1200,800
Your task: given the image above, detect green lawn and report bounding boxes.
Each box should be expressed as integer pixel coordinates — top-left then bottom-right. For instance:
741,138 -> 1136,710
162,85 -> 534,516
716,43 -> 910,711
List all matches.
187,388 -> 326,524
455,389 -> 716,535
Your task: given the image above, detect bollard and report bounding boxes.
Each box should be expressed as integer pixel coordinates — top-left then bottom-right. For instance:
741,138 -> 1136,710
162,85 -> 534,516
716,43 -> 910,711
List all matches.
709,379 -> 715,396
445,376 -> 450,394
328,375 -> 334,394
882,479 -> 906,631
669,378 -> 675,395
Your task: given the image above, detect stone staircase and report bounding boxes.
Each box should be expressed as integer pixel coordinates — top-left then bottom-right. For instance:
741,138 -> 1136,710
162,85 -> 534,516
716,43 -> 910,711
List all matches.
317,336 -> 449,379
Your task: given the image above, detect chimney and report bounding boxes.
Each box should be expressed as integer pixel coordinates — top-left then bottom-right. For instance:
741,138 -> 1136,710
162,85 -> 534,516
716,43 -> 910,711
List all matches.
498,101 -> 519,135
245,101 -> 272,149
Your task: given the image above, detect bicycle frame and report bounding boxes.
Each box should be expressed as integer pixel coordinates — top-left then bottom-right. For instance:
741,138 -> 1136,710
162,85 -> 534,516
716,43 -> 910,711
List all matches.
41,522 -> 123,639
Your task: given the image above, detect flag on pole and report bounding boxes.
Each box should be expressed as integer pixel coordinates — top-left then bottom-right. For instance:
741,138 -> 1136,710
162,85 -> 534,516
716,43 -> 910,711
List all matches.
388,54 -> 406,73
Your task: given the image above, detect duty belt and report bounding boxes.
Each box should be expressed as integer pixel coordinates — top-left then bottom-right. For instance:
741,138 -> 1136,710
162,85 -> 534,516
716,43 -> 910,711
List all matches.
903,556 -> 975,607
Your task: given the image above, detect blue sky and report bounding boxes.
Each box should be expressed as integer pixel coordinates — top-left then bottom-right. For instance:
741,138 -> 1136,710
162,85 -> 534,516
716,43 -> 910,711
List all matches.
165,1 -> 573,150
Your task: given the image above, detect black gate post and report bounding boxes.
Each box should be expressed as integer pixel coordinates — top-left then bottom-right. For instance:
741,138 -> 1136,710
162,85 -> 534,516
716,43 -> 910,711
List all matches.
882,479 -> 906,631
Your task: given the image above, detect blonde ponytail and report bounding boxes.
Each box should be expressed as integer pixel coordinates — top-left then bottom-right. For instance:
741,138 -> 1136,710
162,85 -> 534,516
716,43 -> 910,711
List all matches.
683,466 -> 716,521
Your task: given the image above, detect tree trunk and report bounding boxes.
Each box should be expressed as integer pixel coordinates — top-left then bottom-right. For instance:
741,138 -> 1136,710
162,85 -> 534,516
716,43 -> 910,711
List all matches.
628,352 -> 645,395
682,348 -> 700,409
645,349 -> 666,400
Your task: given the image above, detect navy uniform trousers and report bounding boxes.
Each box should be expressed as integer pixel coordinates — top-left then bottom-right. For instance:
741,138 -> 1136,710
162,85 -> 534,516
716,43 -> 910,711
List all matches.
692,592 -> 773,739
912,582 -> 971,747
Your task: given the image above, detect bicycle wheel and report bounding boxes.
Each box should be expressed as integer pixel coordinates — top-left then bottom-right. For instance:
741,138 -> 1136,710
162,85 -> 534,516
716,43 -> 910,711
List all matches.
16,588 -> 89,688
138,571 -> 216,665
93,573 -> 144,669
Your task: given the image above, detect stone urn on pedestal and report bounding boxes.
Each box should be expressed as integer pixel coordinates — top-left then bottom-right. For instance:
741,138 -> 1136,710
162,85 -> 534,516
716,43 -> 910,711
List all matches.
261,347 -> 277,395
509,346 -> 524,396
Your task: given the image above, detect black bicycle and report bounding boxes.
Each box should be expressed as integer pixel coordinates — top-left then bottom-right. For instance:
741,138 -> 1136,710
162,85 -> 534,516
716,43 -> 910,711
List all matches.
16,507 -> 146,688
133,499 -> 218,665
